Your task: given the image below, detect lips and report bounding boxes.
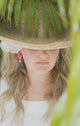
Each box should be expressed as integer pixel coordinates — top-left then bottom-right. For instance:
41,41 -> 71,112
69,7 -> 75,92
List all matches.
36,61 -> 49,65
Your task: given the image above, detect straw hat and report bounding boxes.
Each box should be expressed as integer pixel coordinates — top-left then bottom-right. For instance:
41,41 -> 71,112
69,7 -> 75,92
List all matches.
0,0 -> 71,53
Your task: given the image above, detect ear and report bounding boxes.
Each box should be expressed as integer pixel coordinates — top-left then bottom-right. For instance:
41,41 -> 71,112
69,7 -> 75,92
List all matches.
18,50 -> 22,60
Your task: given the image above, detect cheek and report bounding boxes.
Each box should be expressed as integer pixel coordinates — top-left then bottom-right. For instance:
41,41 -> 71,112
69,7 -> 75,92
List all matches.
50,50 -> 59,67
22,51 -> 31,66
22,49 -> 36,70
25,55 -> 33,66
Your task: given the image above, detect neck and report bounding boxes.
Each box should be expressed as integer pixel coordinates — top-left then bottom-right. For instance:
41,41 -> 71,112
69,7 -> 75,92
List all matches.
27,71 -> 52,90
21,71 -> 53,101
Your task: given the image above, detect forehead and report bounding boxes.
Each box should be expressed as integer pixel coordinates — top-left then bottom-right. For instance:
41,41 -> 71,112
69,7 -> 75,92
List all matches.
21,48 -> 60,57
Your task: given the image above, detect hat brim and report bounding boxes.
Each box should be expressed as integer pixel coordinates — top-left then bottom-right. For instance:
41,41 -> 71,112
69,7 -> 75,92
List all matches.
0,35 -> 72,53
0,18 -> 72,53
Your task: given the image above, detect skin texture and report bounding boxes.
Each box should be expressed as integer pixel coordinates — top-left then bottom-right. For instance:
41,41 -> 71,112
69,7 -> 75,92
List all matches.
21,49 -> 60,101
21,49 -> 59,74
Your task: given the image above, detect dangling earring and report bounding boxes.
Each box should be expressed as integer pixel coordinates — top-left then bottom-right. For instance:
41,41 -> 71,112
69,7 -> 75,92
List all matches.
18,50 -> 22,63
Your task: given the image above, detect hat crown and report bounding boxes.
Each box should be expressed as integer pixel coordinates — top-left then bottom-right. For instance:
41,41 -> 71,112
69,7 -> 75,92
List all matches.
0,0 -> 66,40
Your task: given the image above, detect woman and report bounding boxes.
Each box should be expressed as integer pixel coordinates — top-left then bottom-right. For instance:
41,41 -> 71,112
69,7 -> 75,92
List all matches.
0,48 -> 71,126
0,0 -> 71,126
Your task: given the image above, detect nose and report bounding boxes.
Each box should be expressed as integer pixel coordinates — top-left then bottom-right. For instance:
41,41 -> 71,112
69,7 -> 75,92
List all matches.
38,50 -> 48,59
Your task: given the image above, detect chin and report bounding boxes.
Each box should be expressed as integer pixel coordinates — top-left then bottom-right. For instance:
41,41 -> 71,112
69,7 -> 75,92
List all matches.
36,68 -> 51,75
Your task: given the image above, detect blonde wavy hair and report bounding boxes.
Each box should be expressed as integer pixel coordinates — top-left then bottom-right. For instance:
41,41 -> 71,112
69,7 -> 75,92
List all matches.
0,48 -> 71,126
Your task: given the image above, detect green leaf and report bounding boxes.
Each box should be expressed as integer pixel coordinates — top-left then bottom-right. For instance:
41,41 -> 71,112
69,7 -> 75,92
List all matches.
0,41 -> 3,74
0,0 -> 8,15
14,0 -> 22,27
28,0 -> 35,34
66,35 -> 80,124
53,7 -> 69,26
57,0 -> 69,28
47,1 -> 56,34
50,92 -> 67,126
35,0 -> 40,35
22,0 -> 29,23
51,0 -> 57,3
42,0 -> 49,37
7,0 -> 14,23
57,0 -> 66,17
51,3 -> 62,33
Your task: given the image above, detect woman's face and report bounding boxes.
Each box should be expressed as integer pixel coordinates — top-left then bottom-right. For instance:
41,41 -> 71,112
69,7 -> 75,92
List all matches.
21,48 -> 60,74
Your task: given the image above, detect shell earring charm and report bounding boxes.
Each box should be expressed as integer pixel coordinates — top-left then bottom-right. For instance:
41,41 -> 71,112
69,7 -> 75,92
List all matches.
18,51 -> 22,63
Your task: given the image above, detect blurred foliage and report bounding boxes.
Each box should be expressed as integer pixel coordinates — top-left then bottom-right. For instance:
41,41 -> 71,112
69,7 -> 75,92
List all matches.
0,40 -> 3,74
51,0 -> 80,126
